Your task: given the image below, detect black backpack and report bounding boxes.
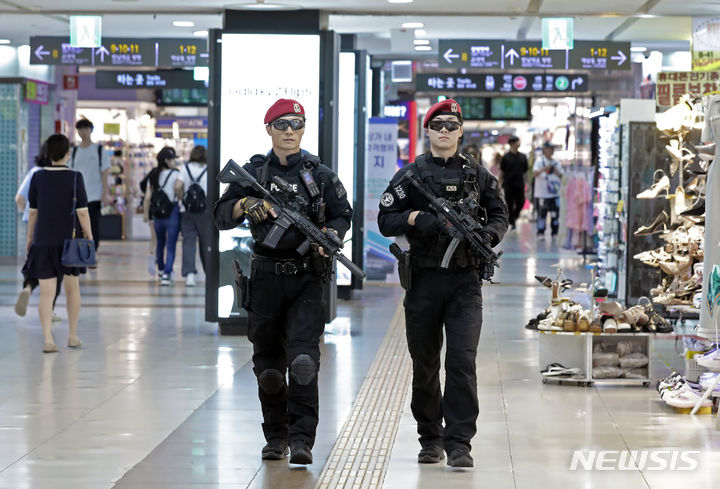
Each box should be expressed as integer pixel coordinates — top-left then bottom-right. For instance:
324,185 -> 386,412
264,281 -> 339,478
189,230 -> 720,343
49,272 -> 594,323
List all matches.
149,170 -> 176,219
182,165 -> 207,213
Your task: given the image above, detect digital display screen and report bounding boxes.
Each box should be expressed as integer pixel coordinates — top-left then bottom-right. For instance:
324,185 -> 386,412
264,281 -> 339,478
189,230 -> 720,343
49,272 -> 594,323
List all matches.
155,88 -> 208,106
490,97 -> 530,120
453,97 -> 486,120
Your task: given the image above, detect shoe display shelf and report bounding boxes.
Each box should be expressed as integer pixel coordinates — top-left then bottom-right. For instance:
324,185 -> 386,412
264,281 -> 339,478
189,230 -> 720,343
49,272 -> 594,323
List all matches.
538,330 -> 663,388
595,111 -> 623,298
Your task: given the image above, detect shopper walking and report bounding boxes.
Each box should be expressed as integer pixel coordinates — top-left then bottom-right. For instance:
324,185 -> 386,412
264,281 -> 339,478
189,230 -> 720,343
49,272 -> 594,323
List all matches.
213,98 -> 352,465
377,99 -> 509,467
174,145 -> 209,287
23,134 -> 92,352
500,135 -> 529,229
71,119 -> 111,251
532,142 -> 563,239
143,147 -> 181,286
15,142 -> 63,318
139,171 -> 158,276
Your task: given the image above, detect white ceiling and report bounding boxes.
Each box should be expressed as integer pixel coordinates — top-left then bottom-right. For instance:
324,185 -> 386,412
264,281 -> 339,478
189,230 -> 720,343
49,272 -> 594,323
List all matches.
0,0 -> 715,56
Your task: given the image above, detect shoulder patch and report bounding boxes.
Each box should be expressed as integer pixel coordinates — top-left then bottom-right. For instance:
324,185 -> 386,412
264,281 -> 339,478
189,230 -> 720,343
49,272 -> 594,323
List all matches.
335,181 -> 347,199
489,177 -> 498,192
380,192 -> 394,207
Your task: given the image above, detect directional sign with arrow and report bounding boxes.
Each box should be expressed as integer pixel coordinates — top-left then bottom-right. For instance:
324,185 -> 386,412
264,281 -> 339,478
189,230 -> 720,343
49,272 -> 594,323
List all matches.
611,50 -> 627,66
33,45 -> 50,61
29,36 -> 208,67
438,39 -> 630,71
95,45 -> 110,63
443,48 -> 460,64
505,48 -> 520,66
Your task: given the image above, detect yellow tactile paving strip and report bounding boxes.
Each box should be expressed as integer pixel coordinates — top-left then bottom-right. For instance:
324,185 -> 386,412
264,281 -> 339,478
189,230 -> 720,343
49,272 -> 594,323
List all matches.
315,304 -> 412,489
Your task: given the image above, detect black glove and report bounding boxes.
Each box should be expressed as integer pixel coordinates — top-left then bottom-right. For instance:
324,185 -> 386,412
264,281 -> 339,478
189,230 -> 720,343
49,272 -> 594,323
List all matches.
239,197 -> 273,224
479,231 -> 494,246
414,212 -> 442,237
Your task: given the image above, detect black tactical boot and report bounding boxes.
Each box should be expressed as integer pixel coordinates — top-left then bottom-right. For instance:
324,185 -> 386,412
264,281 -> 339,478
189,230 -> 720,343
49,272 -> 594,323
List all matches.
261,439 -> 289,460
447,449 -> 474,468
418,444 -> 445,463
289,440 -> 313,465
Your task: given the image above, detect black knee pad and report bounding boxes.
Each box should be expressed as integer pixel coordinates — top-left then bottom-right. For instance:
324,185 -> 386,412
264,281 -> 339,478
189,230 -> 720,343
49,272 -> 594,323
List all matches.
289,354 -> 317,386
257,369 -> 285,394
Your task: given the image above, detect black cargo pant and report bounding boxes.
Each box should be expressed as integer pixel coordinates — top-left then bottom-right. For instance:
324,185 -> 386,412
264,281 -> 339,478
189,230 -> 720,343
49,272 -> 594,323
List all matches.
247,264 -> 325,447
503,184 -> 525,227
404,267 -> 483,454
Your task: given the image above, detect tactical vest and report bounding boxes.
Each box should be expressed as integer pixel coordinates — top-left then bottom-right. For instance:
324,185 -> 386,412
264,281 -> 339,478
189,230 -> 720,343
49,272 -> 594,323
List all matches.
411,152 -> 488,267
251,152 -> 326,226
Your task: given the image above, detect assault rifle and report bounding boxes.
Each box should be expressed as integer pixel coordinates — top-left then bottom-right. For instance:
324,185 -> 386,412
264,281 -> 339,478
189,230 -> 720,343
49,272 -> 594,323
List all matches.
398,171 -> 502,277
218,159 -> 366,280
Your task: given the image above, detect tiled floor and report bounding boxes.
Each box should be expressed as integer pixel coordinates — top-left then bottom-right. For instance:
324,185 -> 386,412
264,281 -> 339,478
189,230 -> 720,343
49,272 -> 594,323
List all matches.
0,222 -> 718,489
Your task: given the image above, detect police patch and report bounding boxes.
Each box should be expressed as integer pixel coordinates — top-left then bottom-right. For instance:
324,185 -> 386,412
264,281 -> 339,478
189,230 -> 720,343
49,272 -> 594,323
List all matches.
380,192 -> 394,207
394,185 -> 407,199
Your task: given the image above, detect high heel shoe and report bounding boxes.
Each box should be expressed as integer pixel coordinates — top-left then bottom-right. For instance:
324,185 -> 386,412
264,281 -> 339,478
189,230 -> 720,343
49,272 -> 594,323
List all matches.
685,159 -> 708,175
659,255 -> 692,276
679,197 -> 705,217
636,170 -> 670,199
634,211 -> 669,236
673,186 -> 688,217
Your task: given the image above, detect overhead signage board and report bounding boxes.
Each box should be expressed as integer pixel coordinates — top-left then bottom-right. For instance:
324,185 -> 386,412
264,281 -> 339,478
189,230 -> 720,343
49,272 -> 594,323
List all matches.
656,71 -> 720,107
95,70 -> 207,89
692,17 -> 720,71
438,39 -> 630,71
69,16 -> 102,48
416,73 -> 589,94
29,36 -> 209,67
542,18 -> 574,50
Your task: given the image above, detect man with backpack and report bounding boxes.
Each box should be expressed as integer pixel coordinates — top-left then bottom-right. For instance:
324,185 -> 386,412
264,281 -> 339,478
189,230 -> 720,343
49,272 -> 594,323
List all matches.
174,145 -> 209,287
72,118 -> 111,251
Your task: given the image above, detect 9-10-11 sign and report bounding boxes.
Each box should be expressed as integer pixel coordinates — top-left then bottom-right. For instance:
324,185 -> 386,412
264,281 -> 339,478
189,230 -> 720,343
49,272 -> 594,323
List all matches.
29,36 -> 208,67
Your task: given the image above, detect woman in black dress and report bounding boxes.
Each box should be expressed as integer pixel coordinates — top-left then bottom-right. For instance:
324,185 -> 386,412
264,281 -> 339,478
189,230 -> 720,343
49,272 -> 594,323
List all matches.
23,134 -> 93,353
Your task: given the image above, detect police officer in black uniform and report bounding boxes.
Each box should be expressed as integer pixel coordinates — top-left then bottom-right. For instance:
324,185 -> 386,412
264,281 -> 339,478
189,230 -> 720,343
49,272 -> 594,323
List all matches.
377,99 -> 508,468
213,99 -> 352,465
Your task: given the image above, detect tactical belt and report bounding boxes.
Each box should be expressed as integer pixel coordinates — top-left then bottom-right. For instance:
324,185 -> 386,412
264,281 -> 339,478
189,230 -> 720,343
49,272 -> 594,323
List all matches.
251,255 -> 313,275
412,255 -> 484,270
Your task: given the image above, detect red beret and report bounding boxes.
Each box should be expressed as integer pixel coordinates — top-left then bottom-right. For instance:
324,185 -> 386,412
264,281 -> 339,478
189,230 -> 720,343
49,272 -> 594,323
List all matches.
264,98 -> 305,124
423,99 -> 462,128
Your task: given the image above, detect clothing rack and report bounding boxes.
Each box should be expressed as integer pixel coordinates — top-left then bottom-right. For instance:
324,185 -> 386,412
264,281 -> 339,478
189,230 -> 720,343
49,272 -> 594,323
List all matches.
563,165 -> 597,261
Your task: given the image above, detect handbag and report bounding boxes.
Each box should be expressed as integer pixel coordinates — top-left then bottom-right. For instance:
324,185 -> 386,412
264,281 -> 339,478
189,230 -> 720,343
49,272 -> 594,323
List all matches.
61,173 -> 97,268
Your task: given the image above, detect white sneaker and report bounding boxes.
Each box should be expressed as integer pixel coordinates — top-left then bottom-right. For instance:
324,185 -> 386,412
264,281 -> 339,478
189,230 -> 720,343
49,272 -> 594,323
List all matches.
665,387 -> 713,409
186,273 -> 196,287
160,274 -> 172,286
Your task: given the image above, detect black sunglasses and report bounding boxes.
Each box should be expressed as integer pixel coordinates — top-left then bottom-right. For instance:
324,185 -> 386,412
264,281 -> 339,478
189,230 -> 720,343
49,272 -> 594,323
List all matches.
428,120 -> 462,132
428,121 -> 462,132
270,119 -> 305,131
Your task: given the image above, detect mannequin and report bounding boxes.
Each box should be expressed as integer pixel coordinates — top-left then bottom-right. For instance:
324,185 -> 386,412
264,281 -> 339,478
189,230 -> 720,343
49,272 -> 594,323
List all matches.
699,94 -> 720,337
